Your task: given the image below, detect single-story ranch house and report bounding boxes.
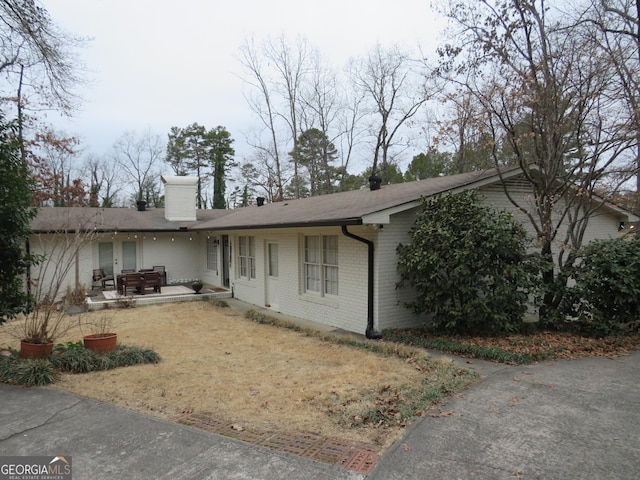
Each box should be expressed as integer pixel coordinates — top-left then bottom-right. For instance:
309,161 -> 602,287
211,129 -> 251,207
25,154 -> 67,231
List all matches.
29,169 -> 638,337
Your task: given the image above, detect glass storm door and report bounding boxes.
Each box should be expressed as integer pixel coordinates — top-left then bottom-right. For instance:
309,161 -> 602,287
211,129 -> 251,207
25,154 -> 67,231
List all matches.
99,240 -> 137,274
265,242 -> 279,310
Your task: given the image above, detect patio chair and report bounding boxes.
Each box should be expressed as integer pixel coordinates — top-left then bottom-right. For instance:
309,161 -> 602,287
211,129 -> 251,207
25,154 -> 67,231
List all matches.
142,271 -> 161,294
119,272 -> 144,296
152,265 -> 167,286
92,268 -> 115,290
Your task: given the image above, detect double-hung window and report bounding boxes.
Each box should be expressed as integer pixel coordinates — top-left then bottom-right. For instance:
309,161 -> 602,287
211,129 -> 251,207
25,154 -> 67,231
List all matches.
304,235 -> 338,296
238,236 -> 256,280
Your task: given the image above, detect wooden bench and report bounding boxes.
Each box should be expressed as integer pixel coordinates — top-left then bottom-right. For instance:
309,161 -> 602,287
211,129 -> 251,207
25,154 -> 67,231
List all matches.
117,272 -> 162,296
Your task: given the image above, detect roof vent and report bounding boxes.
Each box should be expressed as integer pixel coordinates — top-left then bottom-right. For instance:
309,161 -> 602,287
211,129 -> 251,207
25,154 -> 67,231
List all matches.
256,197 -> 265,207
136,200 -> 147,212
369,174 -> 382,191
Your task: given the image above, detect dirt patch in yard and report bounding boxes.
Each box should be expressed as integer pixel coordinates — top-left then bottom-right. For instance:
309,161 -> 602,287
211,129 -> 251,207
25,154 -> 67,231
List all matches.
0,301 -> 473,450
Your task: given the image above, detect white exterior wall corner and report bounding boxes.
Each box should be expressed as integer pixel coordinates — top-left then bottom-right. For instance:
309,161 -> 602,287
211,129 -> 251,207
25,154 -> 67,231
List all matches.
374,209 -> 427,332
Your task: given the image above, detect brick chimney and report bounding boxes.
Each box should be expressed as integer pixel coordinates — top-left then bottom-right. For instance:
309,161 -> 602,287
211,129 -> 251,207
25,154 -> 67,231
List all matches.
161,176 -> 198,221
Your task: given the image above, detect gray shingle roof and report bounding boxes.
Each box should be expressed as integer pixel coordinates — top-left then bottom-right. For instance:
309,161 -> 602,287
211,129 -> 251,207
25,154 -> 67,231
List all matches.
27,168 -> 520,232
30,206 -> 233,233
197,169 -> 511,231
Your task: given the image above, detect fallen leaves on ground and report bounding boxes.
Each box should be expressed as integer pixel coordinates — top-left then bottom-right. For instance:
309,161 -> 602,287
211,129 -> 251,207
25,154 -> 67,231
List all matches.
435,331 -> 640,360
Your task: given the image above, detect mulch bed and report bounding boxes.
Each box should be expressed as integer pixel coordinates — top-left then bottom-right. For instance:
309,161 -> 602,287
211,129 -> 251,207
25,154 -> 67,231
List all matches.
429,331 -> 640,360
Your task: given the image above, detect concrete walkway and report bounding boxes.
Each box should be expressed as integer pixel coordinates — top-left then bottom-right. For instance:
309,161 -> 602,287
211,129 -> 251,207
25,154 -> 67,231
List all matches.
1,302 -> 638,479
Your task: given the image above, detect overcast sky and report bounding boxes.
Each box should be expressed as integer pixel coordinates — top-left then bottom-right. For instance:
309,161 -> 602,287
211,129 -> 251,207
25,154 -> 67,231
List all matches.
45,0 -> 446,170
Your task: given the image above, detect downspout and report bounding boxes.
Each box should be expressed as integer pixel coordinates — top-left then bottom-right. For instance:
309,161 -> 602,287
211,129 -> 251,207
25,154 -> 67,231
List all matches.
341,225 -> 382,339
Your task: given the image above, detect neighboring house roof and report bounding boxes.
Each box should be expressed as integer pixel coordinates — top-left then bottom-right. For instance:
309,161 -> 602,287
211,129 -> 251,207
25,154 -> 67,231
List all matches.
29,167 -> 638,233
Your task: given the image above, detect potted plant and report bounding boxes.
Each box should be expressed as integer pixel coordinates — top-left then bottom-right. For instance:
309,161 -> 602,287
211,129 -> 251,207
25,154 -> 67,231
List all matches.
12,298 -> 72,359
80,311 -> 117,353
191,280 -> 203,294
64,283 -> 88,314
10,212 -> 101,358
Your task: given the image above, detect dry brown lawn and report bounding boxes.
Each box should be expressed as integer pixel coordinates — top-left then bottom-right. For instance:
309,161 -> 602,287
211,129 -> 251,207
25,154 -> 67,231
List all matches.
0,301 -> 471,449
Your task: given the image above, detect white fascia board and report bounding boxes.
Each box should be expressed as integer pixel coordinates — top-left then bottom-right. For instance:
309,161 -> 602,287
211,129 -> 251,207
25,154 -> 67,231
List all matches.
362,201 -> 422,224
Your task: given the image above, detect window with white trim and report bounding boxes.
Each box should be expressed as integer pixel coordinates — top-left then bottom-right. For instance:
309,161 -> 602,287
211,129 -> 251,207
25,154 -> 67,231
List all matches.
304,235 -> 338,295
238,236 -> 256,279
207,237 -> 218,271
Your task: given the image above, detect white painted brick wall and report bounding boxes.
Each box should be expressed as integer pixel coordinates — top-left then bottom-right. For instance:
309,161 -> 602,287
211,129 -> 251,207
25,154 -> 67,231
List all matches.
224,227 -> 371,334
220,183 -> 623,335
162,176 -> 197,221
37,177 -> 623,335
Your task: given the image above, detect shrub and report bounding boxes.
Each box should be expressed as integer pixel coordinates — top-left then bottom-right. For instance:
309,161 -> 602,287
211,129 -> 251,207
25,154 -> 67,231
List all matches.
560,237 -> 640,336
0,355 -> 59,386
396,191 -> 540,335
1,344 -> 161,386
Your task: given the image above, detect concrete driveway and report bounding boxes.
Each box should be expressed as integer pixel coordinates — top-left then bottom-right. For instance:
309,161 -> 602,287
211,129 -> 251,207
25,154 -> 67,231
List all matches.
1,351 -> 638,479
369,351 -> 640,480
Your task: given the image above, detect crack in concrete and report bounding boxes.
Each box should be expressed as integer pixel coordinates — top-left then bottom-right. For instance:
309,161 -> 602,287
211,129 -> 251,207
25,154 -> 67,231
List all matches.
0,398 -> 85,442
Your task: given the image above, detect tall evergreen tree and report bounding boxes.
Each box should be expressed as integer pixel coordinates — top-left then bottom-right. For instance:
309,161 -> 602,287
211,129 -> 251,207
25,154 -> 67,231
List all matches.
289,128 -> 338,196
0,115 -> 38,322
208,126 -> 235,209
165,123 -> 235,208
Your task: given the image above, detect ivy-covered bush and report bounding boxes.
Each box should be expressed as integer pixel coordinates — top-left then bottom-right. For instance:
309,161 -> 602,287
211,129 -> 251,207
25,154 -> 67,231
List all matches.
396,191 -> 539,335
560,237 -> 640,336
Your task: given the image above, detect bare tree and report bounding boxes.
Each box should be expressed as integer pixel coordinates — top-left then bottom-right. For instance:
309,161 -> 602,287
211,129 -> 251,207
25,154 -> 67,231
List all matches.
239,35 -> 318,200
239,37 -> 287,201
0,0 -> 85,115
111,130 -> 164,206
434,89 -> 497,173
83,153 -> 122,207
436,0 -> 637,320
583,0 -> 640,212
6,211 -> 100,345
348,44 -> 431,184
26,128 -> 85,206
299,51 -> 352,192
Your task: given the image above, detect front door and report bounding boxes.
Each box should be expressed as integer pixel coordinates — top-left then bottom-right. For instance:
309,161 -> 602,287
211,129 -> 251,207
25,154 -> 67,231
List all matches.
99,240 -> 137,275
265,242 -> 279,310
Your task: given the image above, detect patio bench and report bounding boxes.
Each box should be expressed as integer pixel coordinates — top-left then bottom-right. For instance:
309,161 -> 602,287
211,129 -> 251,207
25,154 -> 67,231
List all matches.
141,271 -> 162,294
117,272 -> 161,296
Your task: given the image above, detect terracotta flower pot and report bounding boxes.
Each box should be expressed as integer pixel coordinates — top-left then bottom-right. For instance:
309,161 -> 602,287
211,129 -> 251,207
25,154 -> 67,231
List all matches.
20,341 -> 54,359
83,333 -> 118,353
